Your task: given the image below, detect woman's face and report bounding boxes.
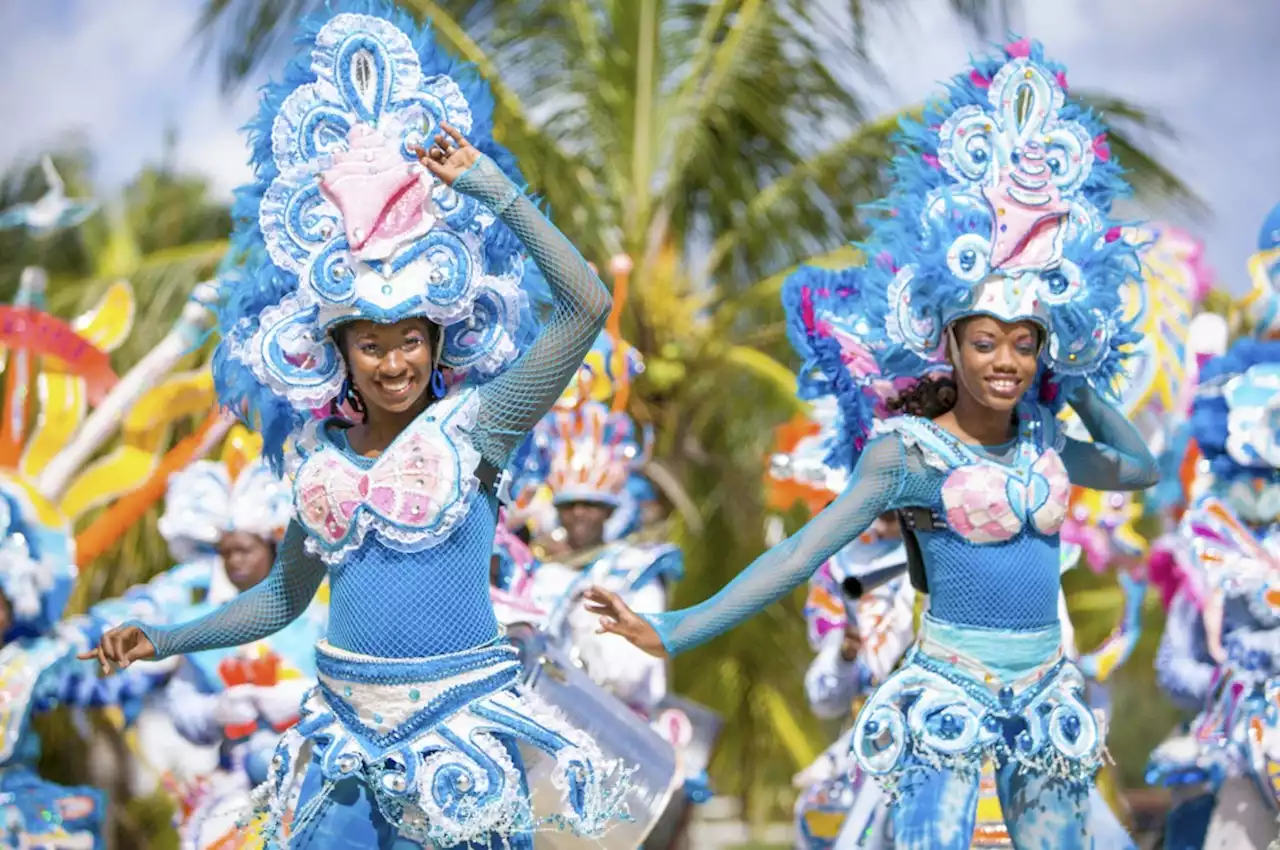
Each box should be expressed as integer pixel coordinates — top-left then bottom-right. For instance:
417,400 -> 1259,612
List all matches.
217,531 -> 276,593
342,318 -> 435,415
950,316 -> 1041,413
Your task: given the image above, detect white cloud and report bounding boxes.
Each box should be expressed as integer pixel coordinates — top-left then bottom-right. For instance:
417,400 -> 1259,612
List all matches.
0,0 -> 256,199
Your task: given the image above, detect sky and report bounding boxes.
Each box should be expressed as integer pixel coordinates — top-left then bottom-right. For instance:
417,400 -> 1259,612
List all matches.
1,0 -> 1276,294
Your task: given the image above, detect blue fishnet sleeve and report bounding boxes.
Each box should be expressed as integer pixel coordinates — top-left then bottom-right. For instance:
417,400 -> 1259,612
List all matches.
1155,590 -> 1215,711
641,435 -> 909,656
1059,384 -> 1160,491
131,522 -> 326,661
453,156 -> 612,467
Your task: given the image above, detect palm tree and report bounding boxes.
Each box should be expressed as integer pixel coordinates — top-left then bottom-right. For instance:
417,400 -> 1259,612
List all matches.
196,0 -> 1198,817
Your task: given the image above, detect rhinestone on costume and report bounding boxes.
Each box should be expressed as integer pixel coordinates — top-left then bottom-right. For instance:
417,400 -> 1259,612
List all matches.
409,688 -> 421,701
1061,714 -> 1081,742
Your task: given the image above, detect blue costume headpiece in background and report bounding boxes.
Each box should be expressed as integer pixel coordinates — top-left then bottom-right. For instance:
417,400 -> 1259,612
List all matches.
214,0 -> 549,467
782,38 -> 1142,472
1188,204 -> 1280,525
0,476 -> 75,641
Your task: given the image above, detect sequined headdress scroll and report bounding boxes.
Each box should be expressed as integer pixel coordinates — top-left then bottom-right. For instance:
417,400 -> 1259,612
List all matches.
783,38 -> 1142,472
214,0 -> 543,467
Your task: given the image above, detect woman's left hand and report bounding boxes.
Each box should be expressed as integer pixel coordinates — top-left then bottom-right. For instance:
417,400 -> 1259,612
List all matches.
414,122 -> 480,186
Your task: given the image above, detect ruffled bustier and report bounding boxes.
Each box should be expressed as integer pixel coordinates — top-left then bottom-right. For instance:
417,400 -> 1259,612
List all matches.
877,403 -> 1071,631
293,389 -> 484,565
878,404 -> 1070,544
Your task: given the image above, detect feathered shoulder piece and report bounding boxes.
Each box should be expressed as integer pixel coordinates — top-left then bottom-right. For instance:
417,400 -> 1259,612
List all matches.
783,38 -> 1143,471
213,0 -> 543,467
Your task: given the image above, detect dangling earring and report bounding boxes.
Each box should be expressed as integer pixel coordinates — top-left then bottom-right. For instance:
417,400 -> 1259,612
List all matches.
342,378 -> 367,421
430,324 -> 447,400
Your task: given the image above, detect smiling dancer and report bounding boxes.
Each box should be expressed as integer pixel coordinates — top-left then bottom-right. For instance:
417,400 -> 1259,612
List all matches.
588,39 -> 1159,848
79,1 -> 629,846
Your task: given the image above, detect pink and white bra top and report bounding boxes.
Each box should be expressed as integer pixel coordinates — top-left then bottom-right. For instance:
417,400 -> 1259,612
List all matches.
873,402 -> 1070,545
293,389 -> 484,564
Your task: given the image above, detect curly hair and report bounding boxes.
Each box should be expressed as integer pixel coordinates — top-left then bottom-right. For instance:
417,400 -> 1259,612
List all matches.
887,374 -> 958,419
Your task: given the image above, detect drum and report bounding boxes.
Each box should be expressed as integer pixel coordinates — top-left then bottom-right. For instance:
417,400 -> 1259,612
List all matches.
507,623 -> 682,848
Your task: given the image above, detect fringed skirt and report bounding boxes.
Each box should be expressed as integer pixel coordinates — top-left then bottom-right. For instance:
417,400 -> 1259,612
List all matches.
246,638 -> 634,848
851,615 -> 1104,797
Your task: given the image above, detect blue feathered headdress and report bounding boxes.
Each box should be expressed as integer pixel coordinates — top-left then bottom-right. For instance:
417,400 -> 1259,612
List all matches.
782,38 -> 1143,471
1246,201 -> 1280,339
214,0 -> 542,468
1189,338 -> 1280,523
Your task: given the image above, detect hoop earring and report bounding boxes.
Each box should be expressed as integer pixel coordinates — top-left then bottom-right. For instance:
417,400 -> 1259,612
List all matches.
430,368 -> 447,399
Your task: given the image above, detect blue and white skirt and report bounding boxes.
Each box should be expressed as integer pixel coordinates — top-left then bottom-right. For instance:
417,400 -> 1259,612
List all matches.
250,638 -> 634,848
851,616 -> 1104,796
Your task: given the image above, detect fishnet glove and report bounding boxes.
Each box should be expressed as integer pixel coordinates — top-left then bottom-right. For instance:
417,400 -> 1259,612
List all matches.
453,157 -> 612,467
136,522 -> 327,660
1060,384 -> 1160,490
643,436 -> 909,655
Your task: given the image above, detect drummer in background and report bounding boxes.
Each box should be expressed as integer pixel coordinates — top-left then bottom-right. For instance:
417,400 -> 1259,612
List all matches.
802,512 -> 913,721
523,399 -> 683,715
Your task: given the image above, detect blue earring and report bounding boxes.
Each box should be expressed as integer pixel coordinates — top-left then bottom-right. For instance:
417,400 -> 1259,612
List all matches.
430,368 -> 447,399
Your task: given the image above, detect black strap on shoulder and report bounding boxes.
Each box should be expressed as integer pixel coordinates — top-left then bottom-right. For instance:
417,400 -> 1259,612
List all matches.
896,509 -> 930,594
475,458 -> 508,500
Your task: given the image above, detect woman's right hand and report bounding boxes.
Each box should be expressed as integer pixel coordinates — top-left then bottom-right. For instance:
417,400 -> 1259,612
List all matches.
581,586 -> 668,658
77,625 -> 156,675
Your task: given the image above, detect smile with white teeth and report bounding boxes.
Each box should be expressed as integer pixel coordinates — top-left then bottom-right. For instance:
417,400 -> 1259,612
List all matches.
379,376 -> 413,396
985,377 -> 1020,397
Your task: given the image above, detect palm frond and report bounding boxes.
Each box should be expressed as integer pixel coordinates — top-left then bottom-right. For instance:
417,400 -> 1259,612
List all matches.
1077,90 -> 1206,216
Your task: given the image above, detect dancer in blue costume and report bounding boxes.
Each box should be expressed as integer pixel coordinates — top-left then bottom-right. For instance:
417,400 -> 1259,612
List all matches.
0,476 -> 113,849
1146,205 -> 1280,849
587,38 -> 1159,848
81,2 -> 623,847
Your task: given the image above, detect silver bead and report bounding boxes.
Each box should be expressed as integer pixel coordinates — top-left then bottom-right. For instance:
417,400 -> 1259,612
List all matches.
455,774 -> 472,791
383,773 -> 407,792
338,754 -> 358,774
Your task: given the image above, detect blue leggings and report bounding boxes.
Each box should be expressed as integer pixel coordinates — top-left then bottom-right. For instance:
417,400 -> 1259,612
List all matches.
889,758 -> 1133,850
280,738 -> 534,850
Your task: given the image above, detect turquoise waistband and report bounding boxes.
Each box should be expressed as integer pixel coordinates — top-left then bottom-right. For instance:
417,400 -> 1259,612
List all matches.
917,614 -> 1062,681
